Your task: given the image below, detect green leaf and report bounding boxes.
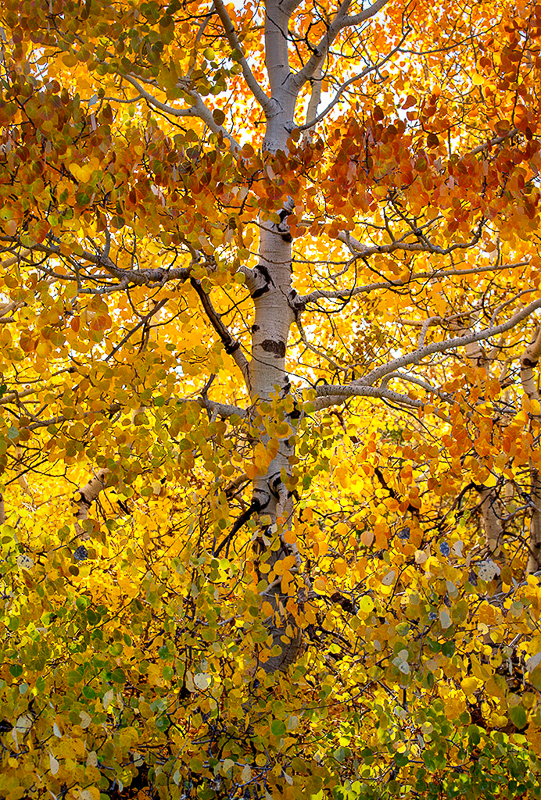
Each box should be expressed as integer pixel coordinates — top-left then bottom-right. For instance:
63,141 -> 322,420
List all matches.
9,664 -> 23,678
271,719 -> 286,736
529,666 -> 541,690
509,705 -> 527,730
441,641 -> 455,657
111,668 -> 126,684
67,670 -> 82,685
394,752 -> 409,767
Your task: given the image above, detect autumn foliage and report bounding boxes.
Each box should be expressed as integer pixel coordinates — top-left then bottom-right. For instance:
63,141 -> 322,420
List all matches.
2,0 -> 541,798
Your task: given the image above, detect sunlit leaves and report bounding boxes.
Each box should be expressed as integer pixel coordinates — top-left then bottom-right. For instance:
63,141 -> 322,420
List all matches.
1,0 -> 541,798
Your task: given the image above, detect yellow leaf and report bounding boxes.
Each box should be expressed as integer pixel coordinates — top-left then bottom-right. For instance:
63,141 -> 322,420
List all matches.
527,724 -> 541,756
262,601 -> 274,617
358,595 -> 375,615
334,559 -> 347,576
461,676 -> 480,695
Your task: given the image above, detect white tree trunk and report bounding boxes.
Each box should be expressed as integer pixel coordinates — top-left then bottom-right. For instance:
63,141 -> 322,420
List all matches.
246,2 -> 306,672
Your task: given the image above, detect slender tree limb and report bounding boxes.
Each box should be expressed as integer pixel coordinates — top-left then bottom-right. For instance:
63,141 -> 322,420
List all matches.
214,498 -> 262,557
105,299 -> 168,361
280,0 -> 304,14
0,236 -> 205,291
298,36 -> 406,131
0,301 -> 23,319
299,262 -> 528,305
302,62 -> 323,139
197,399 -> 247,419
0,385 -> 57,407
314,384 -> 424,408
121,73 -> 241,154
214,0 -> 274,113
310,298 -> 541,415
361,297 -> 541,387
18,396 -> 245,433
292,0 -> 390,90
415,317 -> 440,349
341,0 -> 392,28
380,371 -> 450,400
0,249 -> 31,269
187,11 -> 213,78
295,316 -> 344,372
491,288 -> 537,328
470,127 -> 518,155
190,278 -> 251,388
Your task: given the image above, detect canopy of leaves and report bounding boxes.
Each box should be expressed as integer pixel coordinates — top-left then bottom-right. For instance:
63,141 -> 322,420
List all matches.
2,1 -> 541,799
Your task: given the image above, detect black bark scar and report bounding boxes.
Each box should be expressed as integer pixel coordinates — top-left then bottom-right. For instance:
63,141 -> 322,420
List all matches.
261,339 -> 286,357
251,264 -> 273,299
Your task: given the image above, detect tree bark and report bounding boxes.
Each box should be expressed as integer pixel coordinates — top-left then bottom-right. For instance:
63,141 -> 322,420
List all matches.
520,326 -> 541,573
74,469 -> 109,539
245,0 -> 306,673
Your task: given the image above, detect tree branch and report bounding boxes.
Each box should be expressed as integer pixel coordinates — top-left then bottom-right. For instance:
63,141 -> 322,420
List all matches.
214,0 -> 273,113
279,0 -> 304,14
0,236 -> 209,293
299,262 -> 528,305
105,298 -> 168,361
301,62 -> 323,139
470,127 -> 518,156
380,371 -> 450,401
362,296 -> 541,386
74,469 -> 109,538
313,383 -> 424,409
298,36 -> 407,131
292,0 -> 390,90
121,73 -> 241,154
190,278 -> 251,388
